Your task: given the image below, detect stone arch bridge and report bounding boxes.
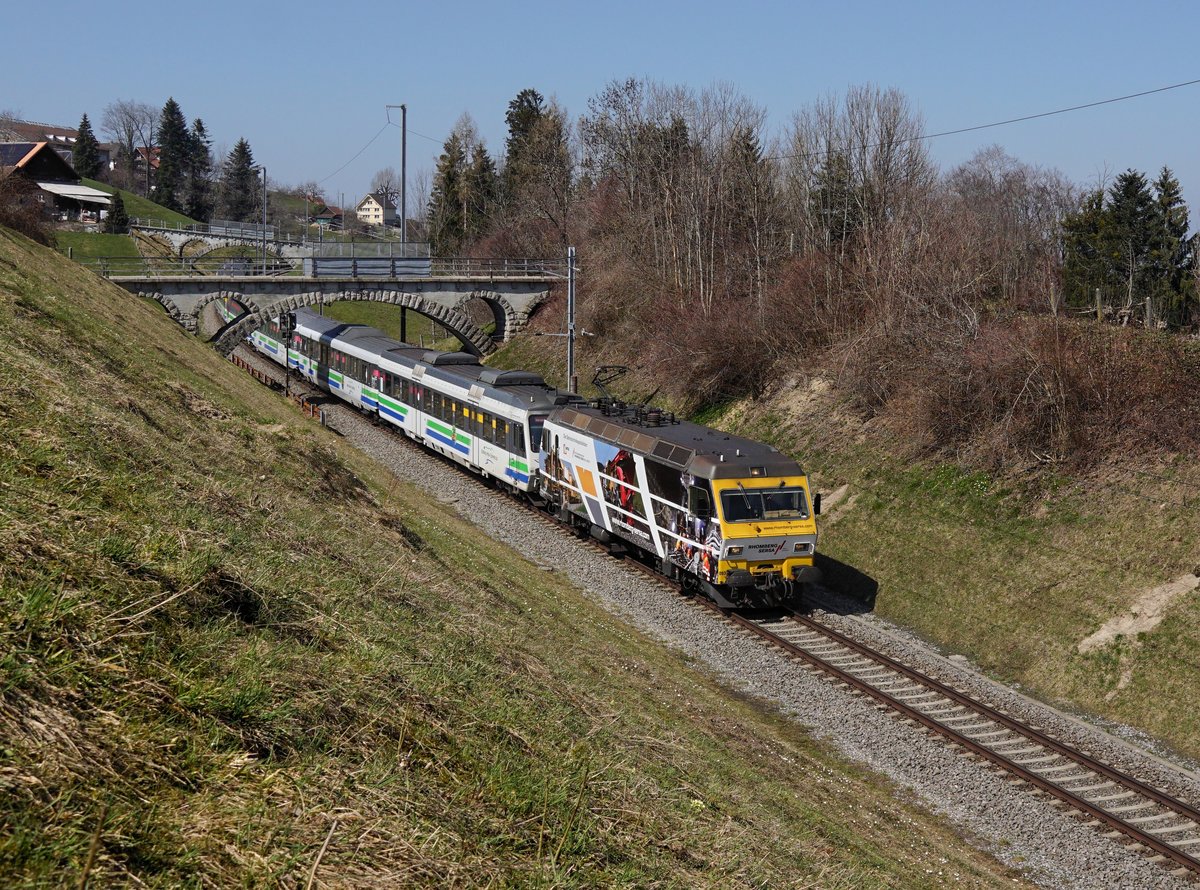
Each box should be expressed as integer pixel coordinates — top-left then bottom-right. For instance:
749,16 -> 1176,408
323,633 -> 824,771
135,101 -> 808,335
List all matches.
108,274 -> 559,356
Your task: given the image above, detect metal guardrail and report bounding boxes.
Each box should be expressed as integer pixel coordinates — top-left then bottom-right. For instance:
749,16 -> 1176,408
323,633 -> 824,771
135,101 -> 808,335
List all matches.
130,216 -> 294,244
76,255 -> 567,280
77,256 -> 295,277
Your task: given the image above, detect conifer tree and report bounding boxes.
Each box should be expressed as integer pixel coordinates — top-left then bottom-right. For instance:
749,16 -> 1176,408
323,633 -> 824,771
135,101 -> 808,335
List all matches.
104,191 -> 128,233
1061,189 -> 1109,308
463,143 -> 498,240
428,133 -> 467,255
155,98 -> 190,212
502,88 -> 546,203
72,113 -> 102,179
1105,169 -> 1157,315
185,118 -> 214,221
1151,167 -> 1195,325
218,138 -> 259,222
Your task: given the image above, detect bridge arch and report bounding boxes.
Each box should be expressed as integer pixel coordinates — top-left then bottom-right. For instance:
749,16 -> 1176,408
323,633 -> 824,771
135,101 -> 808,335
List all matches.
452,290 -> 523,341
209,289 -> 494,357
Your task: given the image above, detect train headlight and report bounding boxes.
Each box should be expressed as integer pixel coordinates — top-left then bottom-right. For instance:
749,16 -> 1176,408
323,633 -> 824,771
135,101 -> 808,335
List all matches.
793,542 -> 810,554
726,545 -> 744,556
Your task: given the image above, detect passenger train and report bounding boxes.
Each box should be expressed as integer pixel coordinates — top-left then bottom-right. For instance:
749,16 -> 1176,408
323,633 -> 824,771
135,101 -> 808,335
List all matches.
241,304 -> 821,608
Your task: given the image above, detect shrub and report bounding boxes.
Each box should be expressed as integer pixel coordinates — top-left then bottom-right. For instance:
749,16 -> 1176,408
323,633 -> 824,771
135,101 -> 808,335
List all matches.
0,175 -> 55,246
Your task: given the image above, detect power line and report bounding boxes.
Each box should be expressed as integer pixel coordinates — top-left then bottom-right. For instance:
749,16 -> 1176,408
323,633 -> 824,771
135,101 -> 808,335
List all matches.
317,122 -> 391,184
765,76 -> 1200,163
388,120 -> 443,145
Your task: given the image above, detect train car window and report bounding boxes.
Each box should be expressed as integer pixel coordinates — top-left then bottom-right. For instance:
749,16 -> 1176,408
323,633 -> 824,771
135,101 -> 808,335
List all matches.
511,422 -> 525,455
529,415 -> 547,451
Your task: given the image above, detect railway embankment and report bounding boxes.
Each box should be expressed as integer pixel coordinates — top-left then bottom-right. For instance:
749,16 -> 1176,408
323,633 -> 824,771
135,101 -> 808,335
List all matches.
490,313 -> 1200,770
0,230 -> 1028,885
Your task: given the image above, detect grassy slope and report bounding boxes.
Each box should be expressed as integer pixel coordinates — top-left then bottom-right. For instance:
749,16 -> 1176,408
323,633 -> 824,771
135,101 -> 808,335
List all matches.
80,178 -> 197,226
0,228 -> 1024,887
323,301 -> 465,351
55,232 -> 139,262
492,322 -> 1200,760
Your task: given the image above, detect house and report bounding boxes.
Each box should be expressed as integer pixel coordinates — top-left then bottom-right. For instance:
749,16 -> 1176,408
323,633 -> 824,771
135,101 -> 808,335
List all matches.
355,191 -> 396,226
0,119 -> 114,172
1,142 -> 111,220
311,204 -> 343,230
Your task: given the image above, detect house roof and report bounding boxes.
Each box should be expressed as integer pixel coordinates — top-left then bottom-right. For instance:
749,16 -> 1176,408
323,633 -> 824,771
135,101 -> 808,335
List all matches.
37,181 -> 111,206
0,142 -> 41,168
0,141 -> 79,181
357,191 -> 396,211
135,146 -> 160,169
0,120 -> 78,144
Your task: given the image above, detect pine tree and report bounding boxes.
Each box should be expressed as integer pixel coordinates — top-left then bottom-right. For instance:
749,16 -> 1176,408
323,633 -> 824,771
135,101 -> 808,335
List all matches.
218,138 -> 259,222
1151,167 -> 1193,325
1105,169 -> 1157,317
1061,189 -> 1109,309
502,88 -> 545,203
463,144 -> 498,241
428,133 -> 467,255
185,118 -> 214,221
72,113 -> 102,179
155,98 -> 190,212
104,191 -> 128,233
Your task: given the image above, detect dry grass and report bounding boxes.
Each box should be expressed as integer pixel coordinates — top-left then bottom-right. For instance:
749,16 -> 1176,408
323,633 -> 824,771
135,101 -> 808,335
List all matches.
0,227 -> 1027,887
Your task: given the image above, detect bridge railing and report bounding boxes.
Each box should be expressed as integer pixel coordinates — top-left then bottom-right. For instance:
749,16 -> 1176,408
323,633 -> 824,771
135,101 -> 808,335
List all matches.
129,216 -> 302,245
431,257 -> 567,278
77,255 -> 567,280
77,256 -> 296,277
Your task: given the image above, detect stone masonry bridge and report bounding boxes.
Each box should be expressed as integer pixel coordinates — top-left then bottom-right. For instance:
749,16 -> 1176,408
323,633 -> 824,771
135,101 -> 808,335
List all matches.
107,274 -> 559,356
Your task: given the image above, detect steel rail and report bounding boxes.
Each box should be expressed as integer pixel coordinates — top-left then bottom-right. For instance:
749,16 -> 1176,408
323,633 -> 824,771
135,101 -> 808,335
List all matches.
720,608 -> 1200,876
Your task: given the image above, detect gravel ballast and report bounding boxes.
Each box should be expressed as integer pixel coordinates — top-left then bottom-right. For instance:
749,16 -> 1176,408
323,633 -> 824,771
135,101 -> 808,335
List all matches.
239,347 -> 1198,889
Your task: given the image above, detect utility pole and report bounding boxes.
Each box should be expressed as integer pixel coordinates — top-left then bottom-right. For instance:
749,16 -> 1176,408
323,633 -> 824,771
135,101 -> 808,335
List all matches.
260,165 -> 267,276
567,246 -> 577,393
386,103 -> 408,245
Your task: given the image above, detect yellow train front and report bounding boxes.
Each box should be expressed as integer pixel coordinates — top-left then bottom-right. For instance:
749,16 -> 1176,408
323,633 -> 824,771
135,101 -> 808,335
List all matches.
540,403 -> 821,608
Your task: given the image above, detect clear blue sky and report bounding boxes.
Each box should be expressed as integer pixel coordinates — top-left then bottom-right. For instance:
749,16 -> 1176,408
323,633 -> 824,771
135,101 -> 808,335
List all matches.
6,0 -> 1199,216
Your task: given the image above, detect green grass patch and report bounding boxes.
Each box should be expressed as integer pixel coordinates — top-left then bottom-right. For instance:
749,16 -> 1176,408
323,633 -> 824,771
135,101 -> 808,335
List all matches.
324,300 -> 463,350
55,231 -> 139,262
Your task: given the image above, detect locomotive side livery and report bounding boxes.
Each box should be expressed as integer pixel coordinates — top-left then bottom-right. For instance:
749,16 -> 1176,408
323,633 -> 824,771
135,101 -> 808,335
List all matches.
246,306 -> 820,607
540,405 -> 820,607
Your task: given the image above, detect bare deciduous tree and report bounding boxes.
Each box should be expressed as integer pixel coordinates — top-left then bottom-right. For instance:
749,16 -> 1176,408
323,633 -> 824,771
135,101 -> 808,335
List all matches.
369,167 -> 400,205
101,100 -> 157,194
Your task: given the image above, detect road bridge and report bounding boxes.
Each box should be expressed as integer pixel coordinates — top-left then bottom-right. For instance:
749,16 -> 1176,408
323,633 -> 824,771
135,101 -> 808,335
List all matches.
106,272 -> 560,356
130,217 -> 310,258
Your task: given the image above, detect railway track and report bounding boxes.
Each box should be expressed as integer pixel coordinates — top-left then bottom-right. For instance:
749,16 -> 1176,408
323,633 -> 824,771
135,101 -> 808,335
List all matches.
231,345 -> 1200,881
721,609 -> 1200,878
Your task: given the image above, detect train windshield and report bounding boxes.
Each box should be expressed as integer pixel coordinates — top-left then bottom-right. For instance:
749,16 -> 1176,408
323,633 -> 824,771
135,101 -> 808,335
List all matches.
529,414 -> 547,451
720,486 -> 809,522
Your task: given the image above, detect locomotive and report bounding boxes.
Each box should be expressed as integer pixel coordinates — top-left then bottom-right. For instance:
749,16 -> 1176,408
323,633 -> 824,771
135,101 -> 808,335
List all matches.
243,305 -> 821,608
